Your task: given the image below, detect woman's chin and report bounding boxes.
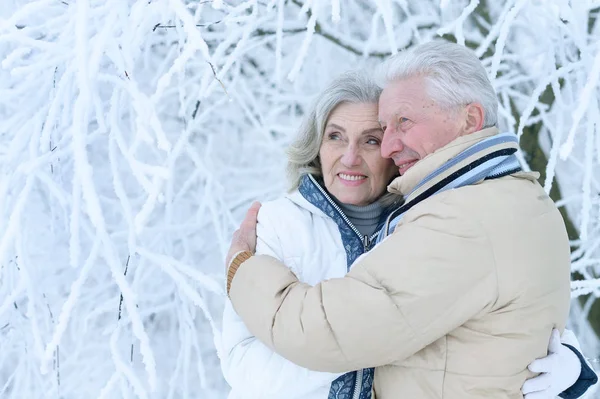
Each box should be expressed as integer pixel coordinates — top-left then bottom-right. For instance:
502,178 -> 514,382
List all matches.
334,194 -> 370,207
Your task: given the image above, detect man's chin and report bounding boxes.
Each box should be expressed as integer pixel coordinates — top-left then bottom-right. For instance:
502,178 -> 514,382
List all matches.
398,161 -> 418,175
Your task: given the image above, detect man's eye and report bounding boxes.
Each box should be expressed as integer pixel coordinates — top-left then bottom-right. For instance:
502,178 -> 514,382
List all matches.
398,117 -> 409,124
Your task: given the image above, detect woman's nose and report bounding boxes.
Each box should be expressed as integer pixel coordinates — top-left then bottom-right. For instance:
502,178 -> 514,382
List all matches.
340,146 -> 361,167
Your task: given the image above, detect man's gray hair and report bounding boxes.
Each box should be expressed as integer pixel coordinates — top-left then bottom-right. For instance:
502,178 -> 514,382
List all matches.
375,40 -> 498,128
286,70 -> 400,206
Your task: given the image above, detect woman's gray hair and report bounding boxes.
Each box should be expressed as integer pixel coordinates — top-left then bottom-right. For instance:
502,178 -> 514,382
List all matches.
375,40 -> 498,128
286,70 -> 400,206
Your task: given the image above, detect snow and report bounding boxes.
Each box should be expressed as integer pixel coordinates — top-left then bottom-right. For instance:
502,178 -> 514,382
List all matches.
0,0 -> 599,398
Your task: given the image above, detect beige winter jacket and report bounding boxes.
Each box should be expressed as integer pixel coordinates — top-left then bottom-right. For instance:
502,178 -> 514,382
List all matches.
228,128 -> 572,398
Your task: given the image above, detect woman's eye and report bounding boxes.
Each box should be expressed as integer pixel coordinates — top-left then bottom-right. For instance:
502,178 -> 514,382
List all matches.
328,132 -> 341,140
366,138 -> 380,145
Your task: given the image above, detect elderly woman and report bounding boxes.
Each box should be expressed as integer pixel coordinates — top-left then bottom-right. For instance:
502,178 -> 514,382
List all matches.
220,71 -> 593,399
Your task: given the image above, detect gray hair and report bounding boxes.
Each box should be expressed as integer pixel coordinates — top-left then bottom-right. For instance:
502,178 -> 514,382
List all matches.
375,40 -> 498,128
286,70 -> 400,206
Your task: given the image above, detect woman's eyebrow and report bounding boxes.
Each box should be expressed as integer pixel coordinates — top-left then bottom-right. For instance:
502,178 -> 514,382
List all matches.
325,123 -> 346,132
361,127 -> 384,136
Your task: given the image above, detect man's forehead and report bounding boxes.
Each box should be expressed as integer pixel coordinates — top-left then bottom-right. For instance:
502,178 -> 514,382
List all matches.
378,98 -> 413,120
381,77 -> 427,99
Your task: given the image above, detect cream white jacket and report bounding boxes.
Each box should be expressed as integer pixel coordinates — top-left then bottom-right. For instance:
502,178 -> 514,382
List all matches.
221,191 -> 348,399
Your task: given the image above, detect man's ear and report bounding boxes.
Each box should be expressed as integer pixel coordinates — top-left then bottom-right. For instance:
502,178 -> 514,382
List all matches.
464,103 -> 485,133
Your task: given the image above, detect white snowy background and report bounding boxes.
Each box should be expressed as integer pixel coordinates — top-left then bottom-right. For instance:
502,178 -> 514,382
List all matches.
0,0 -> 599,398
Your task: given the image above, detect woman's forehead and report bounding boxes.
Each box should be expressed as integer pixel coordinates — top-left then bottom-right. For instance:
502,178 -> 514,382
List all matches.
327,103 -> 379,125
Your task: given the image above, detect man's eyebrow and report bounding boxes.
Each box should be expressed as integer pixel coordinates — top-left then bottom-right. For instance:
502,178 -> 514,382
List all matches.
379,107 -> 412,124
325,123 -> 346,132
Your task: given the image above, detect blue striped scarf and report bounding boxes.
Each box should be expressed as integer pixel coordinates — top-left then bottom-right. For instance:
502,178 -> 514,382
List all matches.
377,132 -> 522,244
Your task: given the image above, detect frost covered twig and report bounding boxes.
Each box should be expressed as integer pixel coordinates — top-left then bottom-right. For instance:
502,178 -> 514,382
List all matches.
0,1 -> 599,398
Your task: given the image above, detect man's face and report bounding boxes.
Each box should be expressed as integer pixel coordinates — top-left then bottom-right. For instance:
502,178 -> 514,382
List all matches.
378,76 -> 465,175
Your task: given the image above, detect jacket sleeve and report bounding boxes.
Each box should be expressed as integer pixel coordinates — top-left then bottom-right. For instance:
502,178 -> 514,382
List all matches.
229,198 -> 497,372
220,205 -> 342,398
559,329 -> 598,399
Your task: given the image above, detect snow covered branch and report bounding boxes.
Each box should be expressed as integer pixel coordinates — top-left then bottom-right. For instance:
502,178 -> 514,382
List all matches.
0,0 -> 599,397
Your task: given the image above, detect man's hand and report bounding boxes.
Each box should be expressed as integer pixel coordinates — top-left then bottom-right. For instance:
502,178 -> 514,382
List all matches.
225,202 -> 262,268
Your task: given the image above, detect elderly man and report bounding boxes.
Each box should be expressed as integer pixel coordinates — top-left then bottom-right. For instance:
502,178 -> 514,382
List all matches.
224,41 -> 595,398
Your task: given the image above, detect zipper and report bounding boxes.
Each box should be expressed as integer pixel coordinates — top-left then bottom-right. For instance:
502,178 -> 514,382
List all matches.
308,175 -> 382,253
362,234 -> 371,252
308,175 -> 364,242
363,232 -> 380,252
308,175 -> 378,399
352,368 -> 364,399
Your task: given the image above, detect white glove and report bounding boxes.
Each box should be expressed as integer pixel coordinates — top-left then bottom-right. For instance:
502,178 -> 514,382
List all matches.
522,328 -> 582,399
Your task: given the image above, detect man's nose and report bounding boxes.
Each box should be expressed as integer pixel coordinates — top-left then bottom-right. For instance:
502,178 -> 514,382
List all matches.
340,145 -> 361,167
381,127 -> 403,159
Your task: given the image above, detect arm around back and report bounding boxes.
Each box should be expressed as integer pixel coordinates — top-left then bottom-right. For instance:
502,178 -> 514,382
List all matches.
229,197 -> 497,372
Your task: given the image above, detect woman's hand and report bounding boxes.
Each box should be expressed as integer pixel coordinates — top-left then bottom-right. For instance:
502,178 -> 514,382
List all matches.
225,202 -> 262,268
522,328 -> 582,398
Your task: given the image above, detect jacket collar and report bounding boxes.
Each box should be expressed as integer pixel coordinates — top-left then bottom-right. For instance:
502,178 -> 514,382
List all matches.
387,127 -> 501,197
296,174 -> 370,266
286,189 -> 327,218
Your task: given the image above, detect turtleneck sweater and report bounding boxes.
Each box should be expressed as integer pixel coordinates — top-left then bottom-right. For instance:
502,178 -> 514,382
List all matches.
335,200 -> 384,237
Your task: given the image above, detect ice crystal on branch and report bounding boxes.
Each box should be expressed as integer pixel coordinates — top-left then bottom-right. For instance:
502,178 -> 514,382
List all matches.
0,0 -> 599,397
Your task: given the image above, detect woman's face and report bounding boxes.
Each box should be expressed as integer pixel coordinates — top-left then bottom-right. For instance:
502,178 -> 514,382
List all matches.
319,102 -> 398,206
